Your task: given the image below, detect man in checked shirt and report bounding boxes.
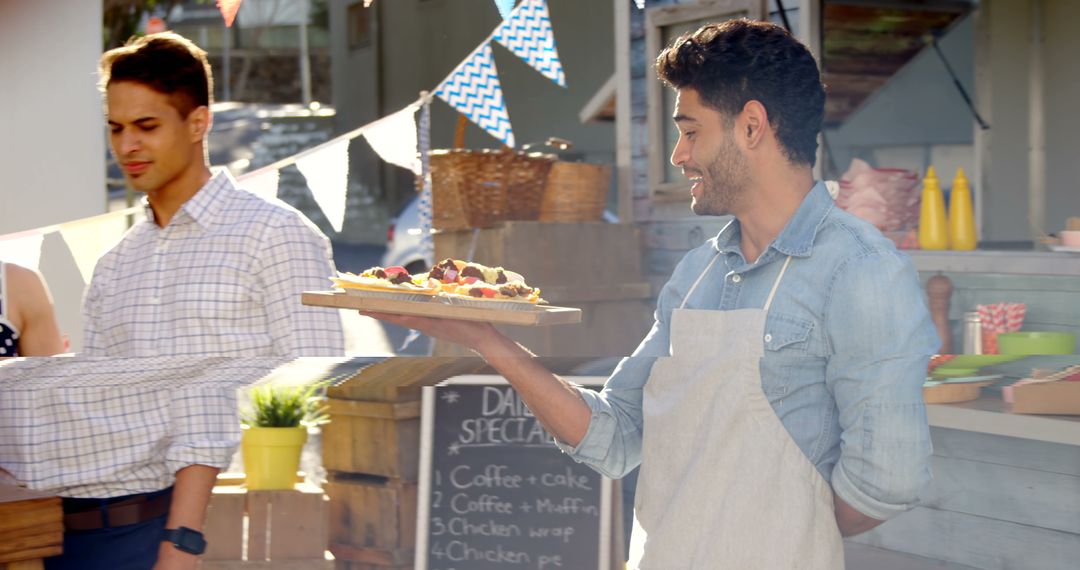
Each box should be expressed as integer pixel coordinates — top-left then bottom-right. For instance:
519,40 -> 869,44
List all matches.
83,31 -> 345,358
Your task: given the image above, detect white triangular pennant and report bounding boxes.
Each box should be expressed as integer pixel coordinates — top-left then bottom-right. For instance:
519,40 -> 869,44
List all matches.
493,0 -> 566,87
296,139 -> 349,233
58,215 -> 131,283
238,168 -> 281,201
435,44 -> 515,147
362,105 -> 421,175
634,0 -> 645,9
0,232 -> 44,272
494,0 -> 515,19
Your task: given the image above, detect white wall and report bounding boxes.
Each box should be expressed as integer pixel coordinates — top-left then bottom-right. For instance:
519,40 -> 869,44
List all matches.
0,0 -> 105,235
0,0 -> 106,351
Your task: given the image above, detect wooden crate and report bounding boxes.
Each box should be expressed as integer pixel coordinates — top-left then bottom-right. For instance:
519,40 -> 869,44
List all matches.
325,358 -> 491,404
333,564 -> 411,570
325,476 -> 416,569
321,400 -> 421,481
322,359 -> 496,480
0,485 -> 62,568
202,481 -> 329,569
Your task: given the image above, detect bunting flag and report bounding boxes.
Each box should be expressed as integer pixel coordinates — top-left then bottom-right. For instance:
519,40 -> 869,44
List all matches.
635,0 -> 645,9
364,0 -> 375,7
296,139 -> 349,233
362,105 -> 422,175
493,0 -> 566,87
436,44 -> 515,147
217,0 -> 242,27
238,168 -> 281,201
58,215 -> 131,283
418,101 -> 434,264
0,233 -> 44,272
494,0 -> 516,19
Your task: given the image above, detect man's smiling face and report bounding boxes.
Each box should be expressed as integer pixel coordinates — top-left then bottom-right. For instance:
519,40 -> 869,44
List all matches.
669,88 -> 751,216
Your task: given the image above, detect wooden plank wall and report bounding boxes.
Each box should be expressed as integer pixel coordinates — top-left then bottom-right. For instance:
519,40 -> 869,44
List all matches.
848,427 -> 1080,569
919,272 -> 1080,350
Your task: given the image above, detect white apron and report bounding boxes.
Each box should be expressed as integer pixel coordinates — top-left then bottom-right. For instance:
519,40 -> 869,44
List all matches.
628,254 -> 845,569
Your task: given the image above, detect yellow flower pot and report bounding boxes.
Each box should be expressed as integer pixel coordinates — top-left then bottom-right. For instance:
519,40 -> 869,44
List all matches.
241,426 -> 307,490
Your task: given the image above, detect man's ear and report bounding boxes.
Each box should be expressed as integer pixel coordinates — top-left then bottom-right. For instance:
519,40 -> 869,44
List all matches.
740,100 -> 769,150
187,106 -> 211,142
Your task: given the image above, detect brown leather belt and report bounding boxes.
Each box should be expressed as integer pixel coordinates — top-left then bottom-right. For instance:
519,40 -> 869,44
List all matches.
63,488 -> 173,531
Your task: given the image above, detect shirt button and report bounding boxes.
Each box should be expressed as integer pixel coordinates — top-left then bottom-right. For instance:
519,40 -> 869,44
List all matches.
731,274 -> 742,283
764,333 -> 773,343
149,297 -> 160,305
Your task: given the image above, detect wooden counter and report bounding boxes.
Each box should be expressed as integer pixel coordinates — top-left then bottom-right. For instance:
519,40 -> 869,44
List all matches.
851,394 -> 1080,569
0,485 -> 62,570
927,393 -> 1080,446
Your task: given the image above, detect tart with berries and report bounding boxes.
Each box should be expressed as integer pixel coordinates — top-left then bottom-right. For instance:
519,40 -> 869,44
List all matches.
424,258 -> 544,308
330,265 -> 439,300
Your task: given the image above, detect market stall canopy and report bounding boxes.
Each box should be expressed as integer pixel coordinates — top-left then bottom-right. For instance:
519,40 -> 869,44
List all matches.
823,0 -> 972,127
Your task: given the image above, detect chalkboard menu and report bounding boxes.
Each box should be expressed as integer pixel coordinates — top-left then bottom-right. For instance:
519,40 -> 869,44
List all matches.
416,378 -> 611,570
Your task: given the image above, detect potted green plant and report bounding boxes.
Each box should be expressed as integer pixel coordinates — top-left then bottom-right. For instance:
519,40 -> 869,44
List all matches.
240,382 -> 328,490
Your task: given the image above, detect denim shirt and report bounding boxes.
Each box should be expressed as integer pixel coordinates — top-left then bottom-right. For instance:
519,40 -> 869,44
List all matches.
561,181 -> 939,521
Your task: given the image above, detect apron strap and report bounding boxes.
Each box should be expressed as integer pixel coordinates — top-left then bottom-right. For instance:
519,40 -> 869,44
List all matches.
763,255 -> 793,312
679,253 -> 722,310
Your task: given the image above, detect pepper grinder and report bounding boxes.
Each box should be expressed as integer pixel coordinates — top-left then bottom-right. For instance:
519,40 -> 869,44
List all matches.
927,274 -> 954,354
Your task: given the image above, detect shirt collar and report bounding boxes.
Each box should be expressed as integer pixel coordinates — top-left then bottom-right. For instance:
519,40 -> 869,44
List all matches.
712,181 -> 834,258
141,169 -> 235,230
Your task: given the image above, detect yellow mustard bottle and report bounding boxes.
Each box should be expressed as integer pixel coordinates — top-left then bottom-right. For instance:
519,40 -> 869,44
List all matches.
918,166 -> 948,250
948,167 -> 977,250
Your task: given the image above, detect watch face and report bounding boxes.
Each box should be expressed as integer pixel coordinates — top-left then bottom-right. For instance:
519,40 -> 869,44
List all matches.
167,527 -> 207,555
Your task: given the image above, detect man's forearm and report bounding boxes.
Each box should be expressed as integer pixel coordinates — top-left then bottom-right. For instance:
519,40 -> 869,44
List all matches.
165,464 -> 219,531
478,335 -> 593,447
833,493 -> 884,537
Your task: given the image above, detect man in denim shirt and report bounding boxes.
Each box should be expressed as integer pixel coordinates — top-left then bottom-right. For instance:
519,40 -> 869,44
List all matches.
369,19 -> 938,568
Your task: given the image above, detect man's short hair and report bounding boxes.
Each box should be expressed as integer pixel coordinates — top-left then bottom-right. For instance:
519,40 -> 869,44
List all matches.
656,19 -> 825,166
99,32 -> 214,118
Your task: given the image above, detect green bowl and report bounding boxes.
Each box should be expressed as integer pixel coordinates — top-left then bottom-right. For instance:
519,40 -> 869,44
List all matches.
932,367 -> 980,378
997,332 -> 1076,355
934,355 -> 1026,370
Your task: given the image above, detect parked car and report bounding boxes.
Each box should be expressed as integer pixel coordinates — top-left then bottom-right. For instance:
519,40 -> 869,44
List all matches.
381,197 -> 431,274
381,197 -> 618,273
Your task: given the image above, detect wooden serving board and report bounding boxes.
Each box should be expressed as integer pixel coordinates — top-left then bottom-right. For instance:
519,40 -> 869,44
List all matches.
923,381 -> 992,404
302,291 -> 582,326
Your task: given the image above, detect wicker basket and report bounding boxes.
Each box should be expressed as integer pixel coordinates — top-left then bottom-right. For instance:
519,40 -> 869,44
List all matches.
539,162 -> 612,222
425,149 -> 555,230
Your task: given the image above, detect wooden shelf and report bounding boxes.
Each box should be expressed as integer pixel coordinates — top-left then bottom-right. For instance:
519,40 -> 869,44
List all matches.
927,394 -> 1080,446
909,249 -> 1080,277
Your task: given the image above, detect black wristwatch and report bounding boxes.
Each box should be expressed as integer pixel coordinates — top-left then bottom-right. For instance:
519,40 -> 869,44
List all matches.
162,527 -> 207,555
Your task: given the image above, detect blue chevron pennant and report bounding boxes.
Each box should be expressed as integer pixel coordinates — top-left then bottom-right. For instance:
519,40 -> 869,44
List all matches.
493,0 -> 566,87
494,0 -> 515,20
435,44 -> 516,147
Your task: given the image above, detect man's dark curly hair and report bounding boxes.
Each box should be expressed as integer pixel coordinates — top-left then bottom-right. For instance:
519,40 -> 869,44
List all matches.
656,19 -> 825,166
99,32 -> 213,118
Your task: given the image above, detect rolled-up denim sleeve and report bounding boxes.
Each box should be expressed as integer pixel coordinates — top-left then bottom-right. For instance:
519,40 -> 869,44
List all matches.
553,274 -> 681,480
825,250 -> 939,521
